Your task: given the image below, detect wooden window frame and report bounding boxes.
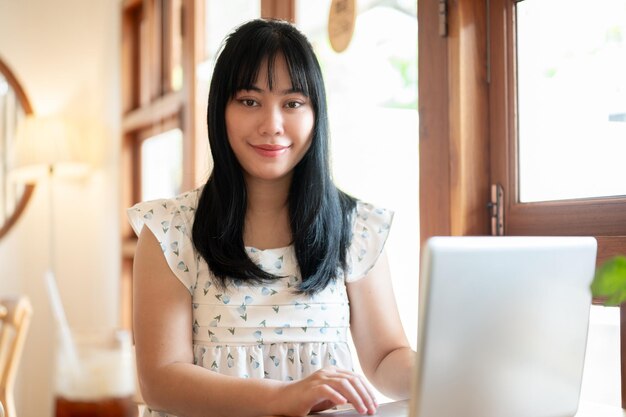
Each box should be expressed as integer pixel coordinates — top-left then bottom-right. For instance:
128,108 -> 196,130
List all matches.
120,0 -> 197,330
418,0 -> 490,245
488,0 -> 626,259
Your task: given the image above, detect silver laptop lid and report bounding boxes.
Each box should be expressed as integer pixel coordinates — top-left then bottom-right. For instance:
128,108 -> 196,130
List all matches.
410,236 -> 597,417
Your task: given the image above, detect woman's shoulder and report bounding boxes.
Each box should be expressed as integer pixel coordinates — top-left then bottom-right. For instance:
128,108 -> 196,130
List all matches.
344,199 -> 394,283
128,187 -> 201,218
352,199 -> 394,228
127,187 -> 203,236
126,187 -> 203,294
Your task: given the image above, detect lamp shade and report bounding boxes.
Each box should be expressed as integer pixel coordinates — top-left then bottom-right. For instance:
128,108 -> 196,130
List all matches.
11,115 -> 89,183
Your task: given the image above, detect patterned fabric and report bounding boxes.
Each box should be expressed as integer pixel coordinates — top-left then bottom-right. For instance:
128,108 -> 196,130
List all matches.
127,188 -> 393,417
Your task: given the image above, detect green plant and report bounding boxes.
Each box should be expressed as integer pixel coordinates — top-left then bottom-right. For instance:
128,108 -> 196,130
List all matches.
590,256 -> 626,305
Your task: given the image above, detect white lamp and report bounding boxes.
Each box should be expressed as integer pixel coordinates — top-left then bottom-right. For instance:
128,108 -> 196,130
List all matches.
11,115 -> 89,182
10,114 -> 90,276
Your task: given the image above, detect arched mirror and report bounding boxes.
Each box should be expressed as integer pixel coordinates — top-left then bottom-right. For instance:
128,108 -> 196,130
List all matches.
0,58 -> 35,240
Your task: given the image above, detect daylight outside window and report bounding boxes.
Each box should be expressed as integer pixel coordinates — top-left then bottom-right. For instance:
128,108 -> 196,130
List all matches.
517,0 -> 626,203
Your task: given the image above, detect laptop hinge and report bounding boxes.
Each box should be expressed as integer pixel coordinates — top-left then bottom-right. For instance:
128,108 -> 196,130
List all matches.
488,184 -> 504,236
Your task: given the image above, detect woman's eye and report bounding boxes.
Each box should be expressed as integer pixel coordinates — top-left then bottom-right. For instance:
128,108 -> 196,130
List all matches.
285,101 -> 302,109
241,99 -> 257,107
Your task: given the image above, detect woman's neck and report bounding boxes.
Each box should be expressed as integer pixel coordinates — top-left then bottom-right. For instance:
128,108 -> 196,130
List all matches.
243,174 -> 292,250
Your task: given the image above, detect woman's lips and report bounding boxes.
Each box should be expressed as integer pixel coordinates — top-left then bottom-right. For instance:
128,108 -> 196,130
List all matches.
251,144 -> 290,157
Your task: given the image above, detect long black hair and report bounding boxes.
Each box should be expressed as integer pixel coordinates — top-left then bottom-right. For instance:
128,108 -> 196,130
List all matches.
192,19 -> 356,295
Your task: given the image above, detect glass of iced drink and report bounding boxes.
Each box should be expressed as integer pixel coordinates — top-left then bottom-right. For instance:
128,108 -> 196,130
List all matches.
54,329 -> 137,417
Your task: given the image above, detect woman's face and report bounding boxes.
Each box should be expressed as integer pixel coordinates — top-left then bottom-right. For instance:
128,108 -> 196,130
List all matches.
225,54 -> 315,184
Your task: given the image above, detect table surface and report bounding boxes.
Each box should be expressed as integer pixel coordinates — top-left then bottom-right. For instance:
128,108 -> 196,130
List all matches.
576,401 -> 626,417
299,400 -> 626,417
144,399 -> 626,417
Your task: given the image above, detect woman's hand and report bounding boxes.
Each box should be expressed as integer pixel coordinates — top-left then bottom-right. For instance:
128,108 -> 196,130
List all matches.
273,367 -> 378,416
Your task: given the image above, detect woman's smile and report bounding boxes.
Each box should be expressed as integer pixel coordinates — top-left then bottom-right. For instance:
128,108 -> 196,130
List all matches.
250,143 -> 291,158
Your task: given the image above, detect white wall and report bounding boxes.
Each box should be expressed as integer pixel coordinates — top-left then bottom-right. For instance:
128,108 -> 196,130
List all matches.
0,1 -> 120,416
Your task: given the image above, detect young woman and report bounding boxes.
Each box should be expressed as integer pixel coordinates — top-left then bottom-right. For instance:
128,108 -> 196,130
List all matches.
128,18 -> 414,417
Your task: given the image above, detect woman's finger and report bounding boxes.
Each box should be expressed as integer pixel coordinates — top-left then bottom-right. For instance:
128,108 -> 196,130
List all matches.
323,373 -> 377,415
335,369 -> 379,407
345,374 -> 378,414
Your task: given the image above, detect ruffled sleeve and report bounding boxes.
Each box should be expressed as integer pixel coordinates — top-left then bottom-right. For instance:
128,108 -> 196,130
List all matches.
126,189 -> 200,294
345,201 -> 394,283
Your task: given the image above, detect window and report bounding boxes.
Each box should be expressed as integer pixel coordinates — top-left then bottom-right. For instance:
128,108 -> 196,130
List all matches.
516,0 -> 626,202
140,128 -> 183,201
488,0 -> 626,246
419,0 -> 626,409
120,0 -> 196,329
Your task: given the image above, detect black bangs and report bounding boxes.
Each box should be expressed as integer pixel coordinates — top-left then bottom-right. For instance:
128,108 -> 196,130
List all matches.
224,22 -> 313,97
281,45 -> 313,96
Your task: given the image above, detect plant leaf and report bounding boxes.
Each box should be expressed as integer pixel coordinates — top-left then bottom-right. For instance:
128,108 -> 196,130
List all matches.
590,256 -> 626,305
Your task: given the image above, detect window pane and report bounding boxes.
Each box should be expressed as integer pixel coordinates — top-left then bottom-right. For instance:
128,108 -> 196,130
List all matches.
141,128 -> 183,201
517,0 -> 626,202
198,1 -> 261,84
168,0 -> 183,92
202,0 -> 260,60
195,1 -> 261,176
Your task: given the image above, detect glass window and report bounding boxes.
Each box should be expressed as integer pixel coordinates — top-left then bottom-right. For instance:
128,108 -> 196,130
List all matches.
195,1 -> 261,177
517,0 -> 626,202
168,0 -> 184,92
202,0 -> 260,61
141,128 -> 183,201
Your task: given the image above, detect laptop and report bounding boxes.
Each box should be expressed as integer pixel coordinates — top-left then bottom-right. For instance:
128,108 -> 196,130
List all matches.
315,236 -> 597,417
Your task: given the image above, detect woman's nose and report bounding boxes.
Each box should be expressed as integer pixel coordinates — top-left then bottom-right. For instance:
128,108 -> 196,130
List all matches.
258,105 -> 285,136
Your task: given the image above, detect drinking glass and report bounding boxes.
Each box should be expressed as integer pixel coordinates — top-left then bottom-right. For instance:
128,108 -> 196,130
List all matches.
54,329 -> 137,417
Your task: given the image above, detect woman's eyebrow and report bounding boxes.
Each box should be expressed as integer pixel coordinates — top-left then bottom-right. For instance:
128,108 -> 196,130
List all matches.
237,86 -> 306,95
237,86 -> 264,93
282,88 -> 306,95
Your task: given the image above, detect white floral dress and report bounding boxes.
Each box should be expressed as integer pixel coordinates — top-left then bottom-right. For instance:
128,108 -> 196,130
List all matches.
127,188 -> 393,417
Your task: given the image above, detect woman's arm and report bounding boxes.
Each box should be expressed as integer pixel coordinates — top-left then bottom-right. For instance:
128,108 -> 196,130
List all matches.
133,226 -> 377,417
347,251 -> 416,400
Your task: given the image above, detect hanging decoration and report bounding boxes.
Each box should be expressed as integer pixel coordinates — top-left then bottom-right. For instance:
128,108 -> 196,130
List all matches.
328,0 -> 356,53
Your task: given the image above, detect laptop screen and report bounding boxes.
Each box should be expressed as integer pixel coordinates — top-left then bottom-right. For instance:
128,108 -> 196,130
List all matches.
411,236 -> 597,417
